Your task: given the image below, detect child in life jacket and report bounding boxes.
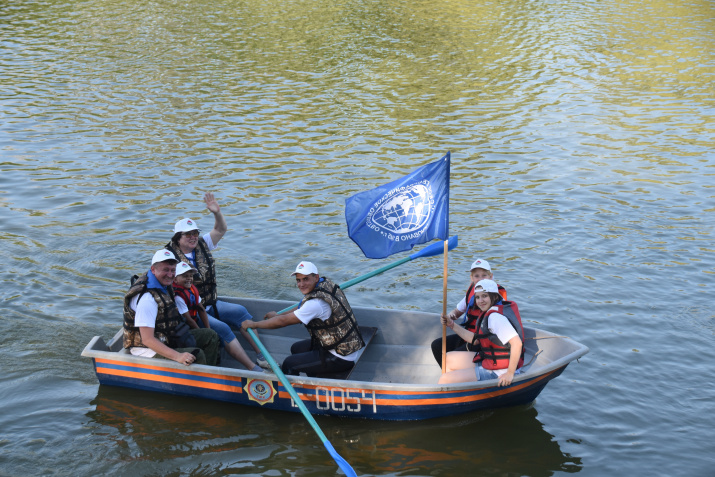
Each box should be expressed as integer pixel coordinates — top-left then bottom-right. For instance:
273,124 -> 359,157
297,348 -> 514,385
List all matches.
173,262 -> 263,372
438,279 -> 524,386
431,258 -> 508,367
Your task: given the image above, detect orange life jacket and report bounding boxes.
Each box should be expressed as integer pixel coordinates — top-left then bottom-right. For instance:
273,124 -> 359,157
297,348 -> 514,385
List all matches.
467,301 -> 525,370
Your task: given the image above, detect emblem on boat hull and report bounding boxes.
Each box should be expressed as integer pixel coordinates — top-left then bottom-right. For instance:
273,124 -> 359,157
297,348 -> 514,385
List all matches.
245,378 -> 277,405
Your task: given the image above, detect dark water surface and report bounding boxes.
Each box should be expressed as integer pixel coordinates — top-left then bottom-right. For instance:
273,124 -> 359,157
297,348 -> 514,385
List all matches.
1,0 -> 714,475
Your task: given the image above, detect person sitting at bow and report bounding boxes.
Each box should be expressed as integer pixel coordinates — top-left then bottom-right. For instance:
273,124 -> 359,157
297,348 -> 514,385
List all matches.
438,279 -> 524,387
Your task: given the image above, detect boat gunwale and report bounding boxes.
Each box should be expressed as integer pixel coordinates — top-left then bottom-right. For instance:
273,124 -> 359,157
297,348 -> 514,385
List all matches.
82,328 -> 589,394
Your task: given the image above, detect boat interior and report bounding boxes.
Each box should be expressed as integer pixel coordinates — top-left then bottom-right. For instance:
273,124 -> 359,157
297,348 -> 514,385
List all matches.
91,296 -> 586,387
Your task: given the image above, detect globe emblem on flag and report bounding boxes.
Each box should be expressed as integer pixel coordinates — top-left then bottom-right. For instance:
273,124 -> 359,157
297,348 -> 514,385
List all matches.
371,183 -> 434,234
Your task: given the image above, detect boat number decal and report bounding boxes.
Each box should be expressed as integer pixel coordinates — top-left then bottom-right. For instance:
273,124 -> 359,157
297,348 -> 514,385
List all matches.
245,379 -> 277,405
291,387 -> 377,413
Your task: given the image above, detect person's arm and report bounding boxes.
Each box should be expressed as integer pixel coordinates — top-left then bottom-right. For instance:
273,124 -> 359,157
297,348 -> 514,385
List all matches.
138,327 -> 196,365
446,296 -> 468,324
204,192 -> 228,245
174,295 -> 198,329
182,311 -> 199,329
196,303 -> 211,329
446,308 -> 463,321
497,336 -> 522,387
242,311 -> 301,330
441,314 -> 476,343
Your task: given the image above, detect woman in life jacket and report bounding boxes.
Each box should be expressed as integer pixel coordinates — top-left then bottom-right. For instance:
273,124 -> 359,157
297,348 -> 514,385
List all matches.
438,279 -> 523,387
430,258 -> 508,367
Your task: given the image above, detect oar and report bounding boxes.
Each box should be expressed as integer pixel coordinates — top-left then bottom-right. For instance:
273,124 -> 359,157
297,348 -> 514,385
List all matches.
246,328 -> 358,477
252,235 -> 459,474
276,235 -> 459,314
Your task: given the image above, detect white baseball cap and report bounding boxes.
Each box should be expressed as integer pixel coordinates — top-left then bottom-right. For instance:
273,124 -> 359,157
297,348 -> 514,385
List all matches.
474,279 -> 499,294
174,218 -> 200,234
290,261 -> 319,276
175,261 -> 196,276
468,258 -> 491,272
151,249 -> 179,265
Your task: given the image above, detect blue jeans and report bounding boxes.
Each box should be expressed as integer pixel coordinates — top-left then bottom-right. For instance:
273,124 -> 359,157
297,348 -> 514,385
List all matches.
196,314 -> 236,347
206,300 -> 253,331
475,365 -> 522,381
281,339 -> 354,377
475,364 -> 498,381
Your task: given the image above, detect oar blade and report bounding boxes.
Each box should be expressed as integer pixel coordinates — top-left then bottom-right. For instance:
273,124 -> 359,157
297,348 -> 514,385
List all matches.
408,235 -> 458,260
323,441 -> 358,477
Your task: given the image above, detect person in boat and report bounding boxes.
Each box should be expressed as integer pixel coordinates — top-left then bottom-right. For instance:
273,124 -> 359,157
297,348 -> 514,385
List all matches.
123,249 -> 220,366
241,261 -> 366,378
438,279 -> 524,386
165,192 -> 269,368
172,261 -> 263,372
431,259 -> 508,367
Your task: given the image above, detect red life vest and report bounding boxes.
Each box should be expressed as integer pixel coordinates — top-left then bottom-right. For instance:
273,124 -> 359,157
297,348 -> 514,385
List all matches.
463,283 -> 508,330
173,284 -> 201,318
467,301 -> 525,370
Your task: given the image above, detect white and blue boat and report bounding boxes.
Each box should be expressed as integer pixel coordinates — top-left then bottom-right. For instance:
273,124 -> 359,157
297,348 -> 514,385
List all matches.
82,296 -> 588,421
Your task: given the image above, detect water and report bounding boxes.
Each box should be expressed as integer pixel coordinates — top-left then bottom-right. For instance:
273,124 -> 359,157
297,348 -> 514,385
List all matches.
1,0 -> 714,475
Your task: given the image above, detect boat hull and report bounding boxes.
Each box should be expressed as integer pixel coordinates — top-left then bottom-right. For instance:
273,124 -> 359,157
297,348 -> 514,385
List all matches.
83,297 -> 588,421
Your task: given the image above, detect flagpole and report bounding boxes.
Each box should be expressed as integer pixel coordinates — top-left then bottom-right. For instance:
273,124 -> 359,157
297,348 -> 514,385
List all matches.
441,239 -> 448,374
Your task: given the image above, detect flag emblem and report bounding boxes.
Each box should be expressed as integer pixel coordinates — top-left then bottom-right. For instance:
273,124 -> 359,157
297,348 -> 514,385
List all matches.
368,182 -> 434,235
345,152 -> 450,259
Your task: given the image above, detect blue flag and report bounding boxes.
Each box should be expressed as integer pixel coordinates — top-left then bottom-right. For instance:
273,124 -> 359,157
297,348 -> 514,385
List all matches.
345,152 -> 450,259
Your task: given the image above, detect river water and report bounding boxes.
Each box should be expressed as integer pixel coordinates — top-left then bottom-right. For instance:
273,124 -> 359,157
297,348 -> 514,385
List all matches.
1,0 -> 713,475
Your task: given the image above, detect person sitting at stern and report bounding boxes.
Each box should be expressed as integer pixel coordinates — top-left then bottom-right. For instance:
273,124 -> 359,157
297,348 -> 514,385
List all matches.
123,249 -> 219,366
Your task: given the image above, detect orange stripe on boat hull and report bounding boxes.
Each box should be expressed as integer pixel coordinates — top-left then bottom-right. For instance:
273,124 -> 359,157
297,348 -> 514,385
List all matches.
95,358 -> 243,383
96,364 -> 243,394
278,369 -> 559,407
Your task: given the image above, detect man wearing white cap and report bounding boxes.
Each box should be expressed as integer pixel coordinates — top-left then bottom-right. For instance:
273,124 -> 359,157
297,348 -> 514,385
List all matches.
430,258 -> 508,367
242,261 -> 365,378
123,249 -> 220,366
165,192 -> 268,368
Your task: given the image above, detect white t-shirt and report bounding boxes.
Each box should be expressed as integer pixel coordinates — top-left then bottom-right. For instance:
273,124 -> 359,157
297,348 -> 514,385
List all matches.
480,307 -> 520,377
174,291 -> 201,315
128,293 -> 160,357
294,298 -> 363,362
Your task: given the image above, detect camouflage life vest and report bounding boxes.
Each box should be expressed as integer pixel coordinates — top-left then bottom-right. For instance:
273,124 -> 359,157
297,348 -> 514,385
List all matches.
123,273 -> 183,349
301,277 -> 365,357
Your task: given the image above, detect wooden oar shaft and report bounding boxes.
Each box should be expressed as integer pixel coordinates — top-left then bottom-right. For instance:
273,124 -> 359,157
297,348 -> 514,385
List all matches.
441,239 -> 448,374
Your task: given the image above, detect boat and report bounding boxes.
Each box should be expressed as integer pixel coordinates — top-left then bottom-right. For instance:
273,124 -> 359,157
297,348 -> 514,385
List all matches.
82,296 -> 589,421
